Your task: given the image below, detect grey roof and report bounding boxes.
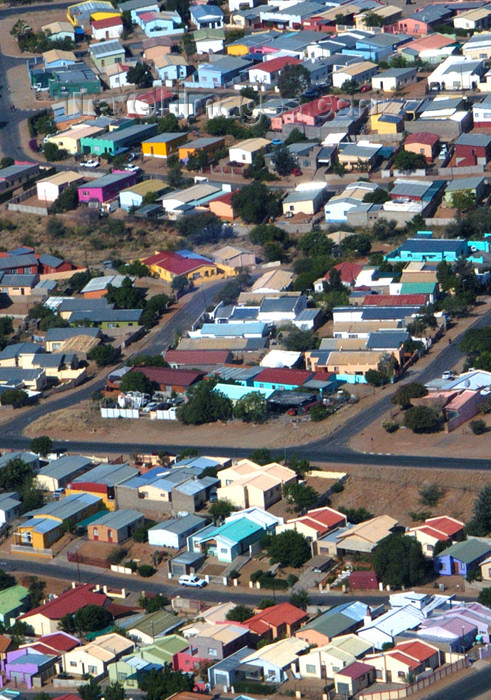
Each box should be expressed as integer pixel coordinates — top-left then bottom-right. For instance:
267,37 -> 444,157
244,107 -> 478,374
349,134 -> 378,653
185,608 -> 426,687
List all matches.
201,56 -> 252,73
171,550 -> 205,564
0,254 -> 38,271
149,513 -> 205,535
0,451 -> 38,468
455,133 -> 491,148
39,254 -> 64,268
119,0 -> 157,11
69,309 -> 142,323
71,462 -> 136,486
207,365 -> 263,382
0,273 -> 38,287
81,275 -> 128,294
88,123 -> 156,144
78,172 -> 135,189
174,477 -> 218,495
37,455 -> 93,480
260,296 -> 300,313
340,143 -> 381,158
295,308 -> 321,321
59,298 -> 112,312
32,354 -> 64,369
442,59 -> 484,76
25,492 -> 101,519
366,330 -> 409,349
0,163 -> 38,179
143,132 -> 189,144
360,306 -> 421,320
89,40 -> 124,58
45,327 -> 100,341
52,64 -> 99,84
393,237 -> 467,253
0,343 -> 44,360
283,189 -> 322,203
390,180 -> 431,198
445,176 -> 486,192
181,137 -> 224,149
0,367 -> 44,383
375,67 -> 416,79
88,509 -> 144,529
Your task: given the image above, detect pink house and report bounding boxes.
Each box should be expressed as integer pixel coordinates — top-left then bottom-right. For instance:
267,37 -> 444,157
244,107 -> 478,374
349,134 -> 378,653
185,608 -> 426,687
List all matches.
77,171 -> 137,204
271,95 -> 347,130
444,389 -> 487,432
392,17 -> 433,35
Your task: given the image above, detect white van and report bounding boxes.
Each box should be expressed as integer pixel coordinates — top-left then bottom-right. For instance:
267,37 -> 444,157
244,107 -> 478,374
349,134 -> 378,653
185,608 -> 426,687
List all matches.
178,574 -> 206,588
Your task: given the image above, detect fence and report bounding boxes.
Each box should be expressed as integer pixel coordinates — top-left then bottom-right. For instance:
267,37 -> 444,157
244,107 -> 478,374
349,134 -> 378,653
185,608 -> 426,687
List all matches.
358,659 -> 468,700
438,165 -> 484,176
152,407 -> 177,421
11,544 -> 52,558
67,551 -> 109,568
100,407 -> 139,419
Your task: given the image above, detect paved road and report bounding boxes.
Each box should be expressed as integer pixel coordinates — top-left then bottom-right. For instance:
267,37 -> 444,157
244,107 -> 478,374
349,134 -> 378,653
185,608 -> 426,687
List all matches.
424,664 -> 491,700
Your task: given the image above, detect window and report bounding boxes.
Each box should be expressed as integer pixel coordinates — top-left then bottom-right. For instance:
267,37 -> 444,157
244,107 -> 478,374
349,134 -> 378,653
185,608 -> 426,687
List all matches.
398,671 -> 406,678
70,661 -> 77,668
88,665 -> 97,675
93,528 -> 98,536
306,665 -> 316,674
207,648 -> 218,656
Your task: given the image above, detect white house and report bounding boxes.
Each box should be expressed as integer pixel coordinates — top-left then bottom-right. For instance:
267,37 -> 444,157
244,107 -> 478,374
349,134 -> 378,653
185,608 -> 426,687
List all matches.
229,137 -> 271,165
332,61 -> 378,89
462,32 -> 491,60
248,56 -> 300,87
427,55 -> 487,91
371,67 -> 417,92
104,62 -> 131,89
36,171 -> 84,203
0,492 -> 21,525
194,29 -> 225,54
91,16 -> 123,41
357,607 -> 424,650
453,7 -> 491,32
229,0 -> 254,10
147,514 -> 206,549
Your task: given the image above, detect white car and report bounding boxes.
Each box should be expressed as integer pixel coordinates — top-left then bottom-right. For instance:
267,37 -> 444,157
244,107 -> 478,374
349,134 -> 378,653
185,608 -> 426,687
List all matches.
83,159 -> 100,168
179,574 -> 206,588
124,164 -> 140,173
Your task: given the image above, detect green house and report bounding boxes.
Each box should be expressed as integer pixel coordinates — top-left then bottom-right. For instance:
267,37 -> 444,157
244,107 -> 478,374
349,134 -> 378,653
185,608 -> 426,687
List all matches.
89,39 -> 125,71
79,122 -> 158,157
48,64 -> 101,98
108,635 -> 189,689
0,585 -> 29,627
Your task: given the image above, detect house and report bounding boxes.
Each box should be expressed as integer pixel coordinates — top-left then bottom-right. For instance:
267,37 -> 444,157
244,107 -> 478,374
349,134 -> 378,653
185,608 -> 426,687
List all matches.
66,462 -> 137,510
404,132 -> 439,162
212,246 -> 255,269
251,269 -> 293,294
0,493 -> 22,525
36,171 -> 84,203
107,636 -> 190,688
355,4 -> 402,29
91,15 -> 123,40
126,86 -> 175,118
118,0 -> 158,23
334,661 -> 375,697
62,633 -> 134,677
454,133 -> 491,166
257,295 -> 307,324
67,0 -> 119,29
89,40 -> 125,70
189,624 -> 250,660
444,177 -> 487,206
398,33 -> 458,64
454,7 -> 491,31
337,142 -> 381,172
190,5 -> 224,29
13,494 -> 102,552
36,455 -> 93,492
119,179 -> 167,211
169,94 -> 212,119
372,67 -> 417,92
0,163 -> 39,194
154,54 -> 190,81
193,28 -> 225,55
282,184 -> 327,217
45,125 -> 106,155
44,327 -> 101,353
241,603 -> 309,641
248,56 -> 300,86
0,586 -> 29,627
358,606 -> 424,649
271,95 -> 347,131
2,648 -> 58,688
104,62 -> 132,89
434,538 -> 491,577
315,262 -> 364,293
148,514 -> 206,549
207,95 -> 253,119
386,234 -> 468,263
187,512 -> 274,562
240,638 -> 310,684
78,172 -> 137,204
364,640 -> 441,684
141,249 -> 232,283
427,55 -> 486,91
463,31 -> 491,61
298,634 -> 373,679
141,132 -> 188,158
207,646 -> 254,687
473,94 -> 491,125
165,349 -> 231,369
80,123 -> 158,156
126,609 -> 182,644
332,61 -> 378,89
41,49 -> 77,69
296,602 -> 380,647
47,64 -> 101,98
416,617 -> 477,652
277,507 -> 346,542
87,509 -> 145,543
229,138 -> 270,165
136,10 -> 183,37
335,515 -> 400,555
41,21 -> 75,42
178,137 -> 225,162
80,274 -> 129,298
19,584 -> 111,635
184,56 -> 252,89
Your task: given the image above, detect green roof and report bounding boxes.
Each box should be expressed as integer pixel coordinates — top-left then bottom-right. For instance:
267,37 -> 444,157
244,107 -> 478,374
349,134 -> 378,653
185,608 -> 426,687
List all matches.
439,538 -> 491,565
399,282 -> 437,294
144,634 -> 189,658
0,585 -> 29,613
130,610 -> 181,638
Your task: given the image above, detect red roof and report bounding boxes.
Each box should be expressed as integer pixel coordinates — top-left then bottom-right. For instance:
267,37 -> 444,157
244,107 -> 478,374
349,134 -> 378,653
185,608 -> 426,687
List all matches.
129,366 -> 203,387
302,506 -> 346,530
388,651 -> 420,670
254,367 -> 313,386
138,10 -> 158,20
165,349 -> 231,365
141,250 -> 217,276
363,294 -> 429,306
55,695 -> 83,700
25,643 -> 58,656
38,632 -> 81,652
338,661 -> 374,679
243,603 -> 308,633
396,640 -> 438,663
425,516 -> 464,537
19,584 -> 109,621
91,16 -> 123,29
136,87 -> 175,105
416,526 -> 449,542
328,262 -> 364,285
211,191 -> 234,206
404,132 -> 439,147
254,56 -> 300,74
349,570 -> 379,588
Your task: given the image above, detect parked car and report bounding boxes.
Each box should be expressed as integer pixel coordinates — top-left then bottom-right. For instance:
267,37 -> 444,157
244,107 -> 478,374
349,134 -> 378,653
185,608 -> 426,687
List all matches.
360,84 -> 371,93
83,159 -> 99,168
179,574 -> 207,588
291,167 -> 302,176
302,85 -> 321,99
124,164 -> 140,173
272,138 -> 283,146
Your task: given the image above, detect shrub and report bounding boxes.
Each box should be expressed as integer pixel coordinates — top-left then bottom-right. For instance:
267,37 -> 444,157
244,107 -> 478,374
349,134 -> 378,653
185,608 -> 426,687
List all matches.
229,569 -> 240,580
332,482 -> 345,493
419,483 -> 446,507
405,406 -> 443,433
107,548 -> 127,565
382,419 -> 399,433
287,574 -> 299,588
310,404 -> 328,422
470,419 -> 487,435
138,564 -> 156,577
250,569 -> 264,584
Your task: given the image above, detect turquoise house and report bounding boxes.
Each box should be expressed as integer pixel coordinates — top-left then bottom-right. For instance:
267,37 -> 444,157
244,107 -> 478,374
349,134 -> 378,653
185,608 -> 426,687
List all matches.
386,233 -> 468,263
213,384 -> 273,402
79,122 -> 157,156
187,517 -> 265,562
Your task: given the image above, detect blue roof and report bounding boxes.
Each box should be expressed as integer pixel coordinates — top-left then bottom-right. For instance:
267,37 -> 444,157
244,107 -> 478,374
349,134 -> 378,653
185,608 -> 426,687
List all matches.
202,517 -> 263,544
199,322 -> 267,337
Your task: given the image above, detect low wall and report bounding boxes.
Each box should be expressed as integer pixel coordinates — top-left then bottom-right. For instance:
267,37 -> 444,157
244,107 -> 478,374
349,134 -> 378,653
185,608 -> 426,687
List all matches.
358,659 -> 468,700
101,407 -> 139,419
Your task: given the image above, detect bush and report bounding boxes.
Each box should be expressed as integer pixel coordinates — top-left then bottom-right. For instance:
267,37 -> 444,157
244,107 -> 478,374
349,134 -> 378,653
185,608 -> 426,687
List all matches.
250,569 -> 264,584
332,481 -> 345,493
310,404 -> 328,422
226,605 -> 253,622
470,419 -> 487,435
405,406 -> 443,434
234,681 -> 277,695
0,388 -> 29,408
382,419 -> 399,433
392,382 -> 428,409
107,548 -> 127,566
419,483 -> 446,507
138,564 -> 156,578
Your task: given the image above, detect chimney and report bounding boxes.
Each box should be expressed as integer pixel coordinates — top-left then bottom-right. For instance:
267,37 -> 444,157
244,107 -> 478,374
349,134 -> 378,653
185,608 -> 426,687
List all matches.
364,606 -> 372,625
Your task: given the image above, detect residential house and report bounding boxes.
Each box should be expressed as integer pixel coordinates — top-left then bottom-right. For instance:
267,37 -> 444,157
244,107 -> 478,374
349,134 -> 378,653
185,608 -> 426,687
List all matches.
239,638 -> 310,684
298,634 -> 373,679
250,269 -> 293,294
229,138 -> 270,165
136,10 -> 183,37
188,624 -> 250,660
67,1 -> 119,30
89,40 -> 125,70
125,609 -> 182,644
481,555 -> 491,581
282,184 -> 328,217
372,67 -> 417,92
429,603 -> 491,643
0,586 -> 29,628
241,603 -> 309,641
77,172 -> 137,204
41,49 -> 77,69
193,28 -> 225,55
276,507 -> 346,542
216,460 -> 296,510
454,133 -> 491,166
154,54 -> 190,81
334,662 -> 375,697
45,125 -> 105,156
107,636 -> 190,688
398,33 -> 458,64
36,171 -> 84,203
334,515 -> 400,555
358,606 -> 424,649
184,56 -> 251,89
207,95 -> 253,119
0,493 -> 22,526
454,7 -> 491,31
296,602 -> 381,646
462,31 -> 491,60
427,56 -> 486,91
148,514 -> 206,549
212,246 -> 255,269
19,584 -> 111,635
119,179 -> 167,211
364,640 -> 441,684
66,462 -> 137,510
472,94 -> 491,125
355,5 -> 402,29
337,142 -> 382,172
41,21 -> 75,42
142,132 -> 188,158
141,249 -> 232,283
47,64 -> 101,97
169,94 -> 212,119
394,6 -> 451,36
190,5 -> 224,29
118,0 -> 158,23
332,61 -> 378,89
36,455 -> 93,492
62,634 -> 134,677
404,132 -> 440,162
0,163 -> 39,194
248,56 -> 300,86
385,235 -> 468,263
415,617 -> 477,652
207,646 -> 255,688
91,15 -> 123,40
2,648 -> 58,688
44,327 -> 101,353
178,137 -> 225,162
104,62 -> 132,89
434,538 -> 491,577
87,510 -> 145,543
80,123 -> 158,156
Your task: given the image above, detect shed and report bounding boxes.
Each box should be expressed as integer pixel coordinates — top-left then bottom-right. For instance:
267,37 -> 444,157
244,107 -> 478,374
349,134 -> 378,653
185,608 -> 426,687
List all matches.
148,514 -> 206,549
169,550 -> 206,576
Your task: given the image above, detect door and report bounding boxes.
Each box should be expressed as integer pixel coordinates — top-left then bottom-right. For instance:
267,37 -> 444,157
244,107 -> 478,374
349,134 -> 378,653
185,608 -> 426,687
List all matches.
453,559 -> 460,574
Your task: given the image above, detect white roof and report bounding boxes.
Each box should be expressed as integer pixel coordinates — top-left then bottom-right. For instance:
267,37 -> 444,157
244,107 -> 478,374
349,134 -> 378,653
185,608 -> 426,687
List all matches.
259,350 -> 301,368
360,605 -> 423,636
226,506 -> 283,529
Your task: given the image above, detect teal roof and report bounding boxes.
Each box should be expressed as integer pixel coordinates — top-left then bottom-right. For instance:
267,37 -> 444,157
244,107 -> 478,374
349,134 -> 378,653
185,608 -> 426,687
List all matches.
399,282 -> 437,294
0,585 -> 29,613
204,517 -> 263,544
214,384 -> 274,401
438,538 -> 491,565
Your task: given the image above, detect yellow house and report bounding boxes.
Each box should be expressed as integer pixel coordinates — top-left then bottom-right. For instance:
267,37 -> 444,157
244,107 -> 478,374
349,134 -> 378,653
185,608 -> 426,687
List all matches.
480,555 -> 491,581
178,136 -> 225,161
216,460 -> 296,510
370,101 -> 404,135
67,1 -> 117,27
141,249 -> 235,284
46,124 -> 105,155
321,350 -> 389,378
142,132 -> 189,159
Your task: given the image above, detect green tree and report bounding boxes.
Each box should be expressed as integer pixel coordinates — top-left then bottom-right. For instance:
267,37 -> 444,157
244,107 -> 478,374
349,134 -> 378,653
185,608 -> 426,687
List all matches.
286,457 -> 313,479
127,62 -> 153,88
106,277 -> 144,310
130,355 -> 169,368
27,577 -> 46,608
419,483 -> 446,507
340,233 -> 372,257
467,486 -> 491,537
364,11 -> 385,26
392,383 -> 428,409
138,667 -> 194,700
363,188 -> 390,204
393,149 -> 427,171
298,230 -> 334,257
470,419 -> 487,435
178,381 -> 233,425
62,605 -> 112,635
283,482 -> 318,513
105,683 -> 125,700
0,569 -> 15,591
341,78 -> 359,94
209,498 -> 235,524
478,587 -> 491,608
171,275 -> 191,298
405,406 -> 443,434
365,369 -> 387,387
29,436 -> 53,458
373,534 -> 429,588
78,679 -> 101,700
234,392 -> 268,423
157,113 -> 181,133
0,389 -> 29,408
284,327 -> 318,352
289,590 -> 310,610
265,530 -> 311,568
232,182 -> 280,224
139,594 -> 169,612
278,64 -> 310,98
118,260 -> 150,278
51,183 -> 79,212
226,605 -> 253,622
339,506 -> 374,524
88,344 -> 121,368
272,143 -> 295,176
248,448 -> 274,465
120,370 -> 154,395
451,190 -> 476,213
43,142 -> 66,161
69,269 -> 93,293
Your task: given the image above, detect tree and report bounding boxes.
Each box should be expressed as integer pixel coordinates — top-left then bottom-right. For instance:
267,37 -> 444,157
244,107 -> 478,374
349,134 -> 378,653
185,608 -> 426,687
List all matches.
248,448 -> 274,465
0,458 -> 35,491
130,355 -> 169,368
0,388 -> 29,408
1,157 -> 14,169
118,260 -> 150,278
226,605 -> 253,622
88,344 -> 121,368
272,143 -> 295,176
265,530 -> 311,568
341,78 -> 359,94
373,534 -> 429,588
364,11 -> 385,26
283,483 -> 319,513
178,381 -> 233,425
232,182 -> 280,224
139,594 -> 169,612
284,327 -> 318,352
209,498 -> 235,524
171,275 -> 191,297
106,277 -> 144,310
470,419 -> 487,435
278,64 -> 310,98
157,114 -> 180,136
289,590 -> 310,610
287,457 -> 313,479
339,506 -> 374,524
0,569 -> 15,591
478,587 -> 491,608
78,679 -> 101,700
127,62 -> 153,88
61,605 -> 112,634
298,230 -> 333,258
139,667 -> 194,700
393,149 -> 427,172
451,190 -> 476,213
419,483 -> 446,507
69,269 -> 93,293
363,188 -> 390,204
405,406 -> 443,434
43,142 -> 66,161
341,234 -> 372,257
365,369 -> 386,387
105,683 -> 125,700
234,392 -> 268,423
30,436 -> 53,458
467,486 -> 491,537
392,383 -> 428,409
27,577 -> 46,608
120,370 -> 154,395
51,183 -> 78,212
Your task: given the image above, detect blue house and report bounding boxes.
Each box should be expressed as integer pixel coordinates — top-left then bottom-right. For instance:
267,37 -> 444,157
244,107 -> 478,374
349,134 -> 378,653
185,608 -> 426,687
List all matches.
434,538 -> 491,577
183,56 -> 251,88
190,4 -> 224,29
385,234 -> 468,263
135,10 -> 184,37
154,55 -> 190,82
